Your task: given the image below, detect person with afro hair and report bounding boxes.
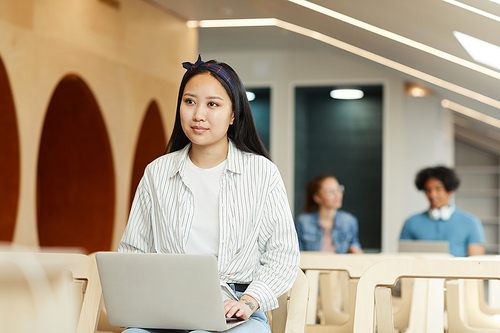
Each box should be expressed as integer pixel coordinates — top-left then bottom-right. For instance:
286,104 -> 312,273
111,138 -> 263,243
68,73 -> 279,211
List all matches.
399,166 -> 485,257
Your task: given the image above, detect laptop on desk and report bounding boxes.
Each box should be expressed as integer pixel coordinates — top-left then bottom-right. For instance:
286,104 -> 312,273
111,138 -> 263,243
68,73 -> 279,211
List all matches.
95,252 -> 247,331
398,240 -> 449,254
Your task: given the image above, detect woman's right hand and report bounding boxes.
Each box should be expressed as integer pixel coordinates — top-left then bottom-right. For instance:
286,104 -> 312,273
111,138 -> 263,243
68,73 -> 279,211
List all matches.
223,294 -> 259,320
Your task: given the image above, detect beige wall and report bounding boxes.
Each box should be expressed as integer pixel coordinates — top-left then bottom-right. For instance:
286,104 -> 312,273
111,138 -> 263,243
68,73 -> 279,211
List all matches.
200,49 -> 454,252
1,0 -> 197,250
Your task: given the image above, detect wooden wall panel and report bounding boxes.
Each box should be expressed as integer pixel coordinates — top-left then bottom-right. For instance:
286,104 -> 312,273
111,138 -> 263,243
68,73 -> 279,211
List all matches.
129,101 -> 167,209
0,56 -> 20,242
37,75 -> 115,253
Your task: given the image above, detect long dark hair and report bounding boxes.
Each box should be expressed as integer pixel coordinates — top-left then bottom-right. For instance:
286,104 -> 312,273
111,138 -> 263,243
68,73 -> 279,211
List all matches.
165,59 -> 270,160
304,174 -> 333,212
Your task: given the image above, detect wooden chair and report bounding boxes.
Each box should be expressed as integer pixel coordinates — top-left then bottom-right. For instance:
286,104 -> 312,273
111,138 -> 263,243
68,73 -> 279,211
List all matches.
464,256 -> 500,326
317,271 -> 350,325
461,256 -> 500,319
444,255 -> 500,332
446,279 -> 500,333
485,279 -> 500,314
0,251 -> 102,333
81,253 -> 105,333
352,258 -> 500,333
299,252 -> 422,333
376,278 -> 445,333
271,268 -> 310,333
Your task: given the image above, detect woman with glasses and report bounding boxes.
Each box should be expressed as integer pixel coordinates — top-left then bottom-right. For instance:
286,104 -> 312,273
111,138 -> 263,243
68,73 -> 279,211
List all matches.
296,174 -> 363,253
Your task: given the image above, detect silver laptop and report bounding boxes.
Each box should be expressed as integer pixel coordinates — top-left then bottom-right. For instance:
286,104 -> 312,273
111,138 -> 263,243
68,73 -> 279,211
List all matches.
96,252 -> 247,331
398,240 -> 449,253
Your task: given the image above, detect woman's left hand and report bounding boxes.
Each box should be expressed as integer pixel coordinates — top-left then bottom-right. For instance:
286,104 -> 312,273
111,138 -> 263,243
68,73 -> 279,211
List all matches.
223,294 -> 259,320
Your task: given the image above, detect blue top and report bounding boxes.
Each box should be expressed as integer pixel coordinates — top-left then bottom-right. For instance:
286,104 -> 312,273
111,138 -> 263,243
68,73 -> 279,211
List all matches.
400,208 -> 485,257
295,210 -> 362,253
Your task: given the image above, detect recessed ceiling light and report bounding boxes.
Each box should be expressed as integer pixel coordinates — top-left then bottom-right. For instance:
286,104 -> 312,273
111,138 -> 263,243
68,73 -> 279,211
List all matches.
441,0 -> 500,23
187,18 -> 276,28
330,89 -> 364,100
187,18 -> 500,109
289,0 -> 500,80
246,91 -> 256,101
454,31 -> 500,71
405,84 -> 432,97
409,87 -> 426,97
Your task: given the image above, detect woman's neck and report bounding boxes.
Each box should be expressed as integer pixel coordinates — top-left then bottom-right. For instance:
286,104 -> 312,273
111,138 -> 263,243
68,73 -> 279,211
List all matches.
189,140 -> 229,169
318,207 -> 337,229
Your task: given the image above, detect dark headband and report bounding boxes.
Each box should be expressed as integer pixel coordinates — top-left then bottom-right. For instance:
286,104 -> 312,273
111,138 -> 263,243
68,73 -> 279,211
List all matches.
182,55 -> 235,95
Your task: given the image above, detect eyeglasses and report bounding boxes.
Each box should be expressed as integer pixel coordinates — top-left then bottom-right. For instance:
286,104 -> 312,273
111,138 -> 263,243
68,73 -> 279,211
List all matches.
326,184 -> 345,195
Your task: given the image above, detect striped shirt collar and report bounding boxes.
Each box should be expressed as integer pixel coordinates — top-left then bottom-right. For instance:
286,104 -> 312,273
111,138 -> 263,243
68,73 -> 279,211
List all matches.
169,139 -> 248,179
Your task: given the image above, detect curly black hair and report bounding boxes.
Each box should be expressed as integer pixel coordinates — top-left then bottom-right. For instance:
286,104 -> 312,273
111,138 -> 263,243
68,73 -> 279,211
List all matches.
415,166 -> 460,192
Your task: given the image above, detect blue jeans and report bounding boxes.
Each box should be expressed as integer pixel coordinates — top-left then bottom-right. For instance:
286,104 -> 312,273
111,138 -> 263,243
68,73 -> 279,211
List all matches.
122,285 -> 271,333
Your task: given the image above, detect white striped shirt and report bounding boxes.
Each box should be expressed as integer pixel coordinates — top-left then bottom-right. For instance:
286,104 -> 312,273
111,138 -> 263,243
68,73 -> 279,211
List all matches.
119,140 -> 300,311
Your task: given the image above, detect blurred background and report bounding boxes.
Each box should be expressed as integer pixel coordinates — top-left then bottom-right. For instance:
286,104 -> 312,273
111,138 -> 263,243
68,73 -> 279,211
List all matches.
1,0 -> 500,254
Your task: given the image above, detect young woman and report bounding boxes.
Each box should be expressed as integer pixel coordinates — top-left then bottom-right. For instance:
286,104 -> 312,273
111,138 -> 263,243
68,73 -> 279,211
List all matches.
119,55 -> 300,333
296,174 -> 363,254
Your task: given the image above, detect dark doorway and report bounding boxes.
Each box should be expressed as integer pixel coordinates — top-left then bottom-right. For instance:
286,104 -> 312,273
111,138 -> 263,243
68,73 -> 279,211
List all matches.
295,85 -> 383,251
248,88 -> 271,153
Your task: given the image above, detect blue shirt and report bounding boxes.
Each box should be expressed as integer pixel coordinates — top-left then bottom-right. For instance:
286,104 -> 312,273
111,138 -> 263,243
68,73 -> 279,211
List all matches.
400,208 -> 485,257
295,210 -> 362,253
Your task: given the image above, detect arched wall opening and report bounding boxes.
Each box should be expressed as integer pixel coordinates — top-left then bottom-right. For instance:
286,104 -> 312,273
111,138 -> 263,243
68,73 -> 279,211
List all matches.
129,100 -> 167,209
37,74 -> 115,253
0,55 -> 20,242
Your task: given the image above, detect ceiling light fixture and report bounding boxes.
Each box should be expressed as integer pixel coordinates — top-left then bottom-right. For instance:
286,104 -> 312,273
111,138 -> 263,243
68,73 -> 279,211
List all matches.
442,99 -> 500,129
454,31 -> 500,71
187,18 -> 500,109
187,18 -> 276,28
287,0 -> 500,81
405,84 -> 432,97
408,87 -> 427,97
441,0 -> 500,23
330,89 -> 364,100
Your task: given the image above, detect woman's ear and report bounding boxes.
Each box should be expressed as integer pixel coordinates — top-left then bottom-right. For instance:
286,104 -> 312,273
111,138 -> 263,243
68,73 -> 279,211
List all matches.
230,113 -> 235,125
313,193 -> 322,205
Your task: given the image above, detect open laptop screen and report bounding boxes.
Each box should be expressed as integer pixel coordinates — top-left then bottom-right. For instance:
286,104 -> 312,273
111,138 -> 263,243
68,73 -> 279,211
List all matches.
398,240 -> 449,254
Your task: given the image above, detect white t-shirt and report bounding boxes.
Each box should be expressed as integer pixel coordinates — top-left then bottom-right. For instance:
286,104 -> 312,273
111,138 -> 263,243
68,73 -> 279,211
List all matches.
184,156 -> 226,257
120,141 -> 300,312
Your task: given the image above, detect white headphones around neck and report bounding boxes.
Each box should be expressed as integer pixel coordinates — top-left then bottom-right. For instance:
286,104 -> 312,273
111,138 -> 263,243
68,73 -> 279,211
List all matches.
428,205 -> 455,221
